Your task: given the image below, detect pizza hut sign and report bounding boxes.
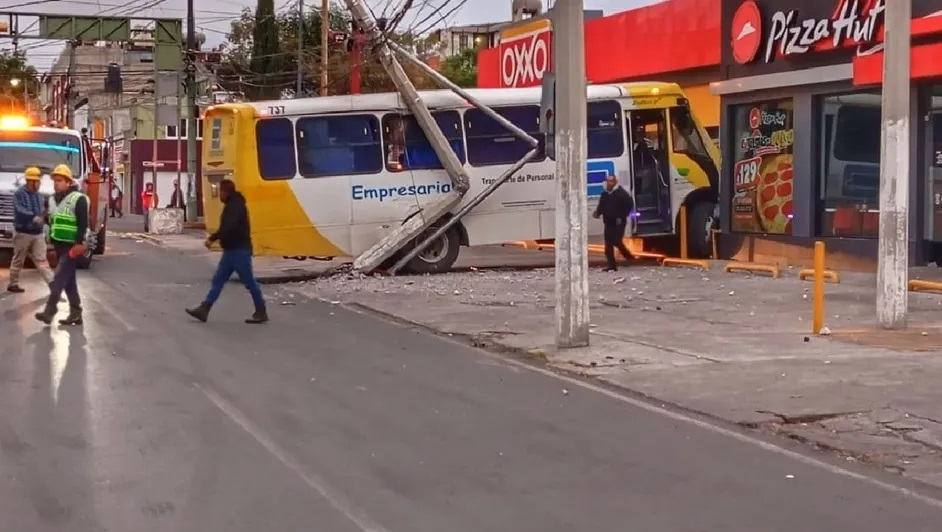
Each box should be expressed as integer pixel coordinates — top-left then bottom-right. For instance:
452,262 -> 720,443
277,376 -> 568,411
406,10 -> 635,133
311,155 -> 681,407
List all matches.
764,0 -> 885,63
499,21 -> 553,88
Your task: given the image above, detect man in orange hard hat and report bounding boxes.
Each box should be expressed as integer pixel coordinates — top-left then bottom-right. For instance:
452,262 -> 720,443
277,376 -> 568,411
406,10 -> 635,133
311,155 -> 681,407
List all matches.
35,164 -> 89,327
7,167 -> 53,293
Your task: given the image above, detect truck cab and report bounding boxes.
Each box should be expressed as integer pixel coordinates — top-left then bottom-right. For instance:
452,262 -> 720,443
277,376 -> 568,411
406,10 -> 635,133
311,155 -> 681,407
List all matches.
0,116 -> 107,268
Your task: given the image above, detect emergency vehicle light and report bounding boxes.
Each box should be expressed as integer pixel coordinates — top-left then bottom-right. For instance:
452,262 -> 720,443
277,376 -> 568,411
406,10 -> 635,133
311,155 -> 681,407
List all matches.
0,141 -> 80,153
0,116 -> 30,129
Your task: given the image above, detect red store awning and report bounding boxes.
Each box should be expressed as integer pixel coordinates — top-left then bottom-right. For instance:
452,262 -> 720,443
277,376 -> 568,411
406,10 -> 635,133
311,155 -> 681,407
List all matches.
853,12 -> 942,86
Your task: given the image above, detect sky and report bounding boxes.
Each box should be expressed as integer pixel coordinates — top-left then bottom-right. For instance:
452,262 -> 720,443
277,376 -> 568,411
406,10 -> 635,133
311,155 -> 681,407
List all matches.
1,0 -> 658,73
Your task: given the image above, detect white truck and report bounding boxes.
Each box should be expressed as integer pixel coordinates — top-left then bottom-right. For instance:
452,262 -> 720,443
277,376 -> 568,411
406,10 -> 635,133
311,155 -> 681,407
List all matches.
0,117 -> 109,268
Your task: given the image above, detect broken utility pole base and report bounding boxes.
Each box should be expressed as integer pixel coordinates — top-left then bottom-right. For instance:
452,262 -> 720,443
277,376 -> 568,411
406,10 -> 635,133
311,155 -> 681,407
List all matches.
352,193 -> 462,272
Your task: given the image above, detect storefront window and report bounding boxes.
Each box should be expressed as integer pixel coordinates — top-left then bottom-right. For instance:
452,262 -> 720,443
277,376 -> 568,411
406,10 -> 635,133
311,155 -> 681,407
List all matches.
817,92 -> 881,237
730,99 -> 794,234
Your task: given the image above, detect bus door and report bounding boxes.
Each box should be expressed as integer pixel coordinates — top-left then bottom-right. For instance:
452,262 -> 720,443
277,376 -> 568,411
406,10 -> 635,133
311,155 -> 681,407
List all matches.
202,110 -> 238,234
626,109 -> 672,235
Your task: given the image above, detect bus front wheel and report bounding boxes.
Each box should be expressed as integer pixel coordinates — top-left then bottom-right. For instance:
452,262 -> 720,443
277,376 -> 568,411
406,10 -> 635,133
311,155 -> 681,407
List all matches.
401,225 -> 461,275
686,201 -> 716,258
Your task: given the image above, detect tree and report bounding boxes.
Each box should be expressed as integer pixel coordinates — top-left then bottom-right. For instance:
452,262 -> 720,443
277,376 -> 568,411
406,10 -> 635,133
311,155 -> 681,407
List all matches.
0,51 -> 39,109
439,47 -> 477,88
222,5 -> 441,97
249,0 -> 284,100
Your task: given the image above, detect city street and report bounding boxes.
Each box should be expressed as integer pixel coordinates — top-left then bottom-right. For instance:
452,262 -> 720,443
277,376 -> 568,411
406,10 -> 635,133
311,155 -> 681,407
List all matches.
2,236 -> 942,531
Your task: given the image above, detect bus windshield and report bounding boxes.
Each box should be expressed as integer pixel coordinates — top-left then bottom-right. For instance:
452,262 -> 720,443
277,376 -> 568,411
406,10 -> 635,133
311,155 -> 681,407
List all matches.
0,130 -> 81,176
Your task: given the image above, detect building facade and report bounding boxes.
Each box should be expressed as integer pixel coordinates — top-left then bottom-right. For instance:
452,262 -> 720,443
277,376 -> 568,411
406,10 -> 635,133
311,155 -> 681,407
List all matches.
427,23 -> 509,58
714,0 -> 942,268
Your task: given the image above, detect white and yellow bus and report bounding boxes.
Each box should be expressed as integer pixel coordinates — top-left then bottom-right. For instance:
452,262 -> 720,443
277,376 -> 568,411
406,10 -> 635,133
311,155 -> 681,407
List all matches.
201,82 -> 720,273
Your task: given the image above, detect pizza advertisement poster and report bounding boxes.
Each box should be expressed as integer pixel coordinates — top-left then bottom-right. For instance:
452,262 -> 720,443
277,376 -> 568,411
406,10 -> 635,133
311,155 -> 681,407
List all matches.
731,99 -> 795,234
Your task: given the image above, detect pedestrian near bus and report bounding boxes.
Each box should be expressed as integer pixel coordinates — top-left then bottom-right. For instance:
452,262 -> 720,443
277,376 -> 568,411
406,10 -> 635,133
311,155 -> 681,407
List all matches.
7,167 -> 53,293
593,174 -> 635,272
186,179 -> 268,324
35,164 -> 89,327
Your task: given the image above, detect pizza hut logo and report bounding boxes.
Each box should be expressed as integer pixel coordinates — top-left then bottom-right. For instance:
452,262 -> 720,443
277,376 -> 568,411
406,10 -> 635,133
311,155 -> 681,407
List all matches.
499,23 -> 552,88
731,0 -> 762,64
763,0 -> 885,63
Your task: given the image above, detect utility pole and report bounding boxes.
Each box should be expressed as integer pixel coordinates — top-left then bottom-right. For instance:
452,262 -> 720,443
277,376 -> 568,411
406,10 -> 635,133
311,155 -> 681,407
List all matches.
297,0 -> 304,95
554,0 -> 590,348
877,0 -> 911,329
185,0 -> 199,221
66,41 -> 77,128
320,0 -> 329,96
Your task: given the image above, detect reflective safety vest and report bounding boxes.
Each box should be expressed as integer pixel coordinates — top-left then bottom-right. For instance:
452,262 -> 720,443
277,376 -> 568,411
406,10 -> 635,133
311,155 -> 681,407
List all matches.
49,191 -> 86,243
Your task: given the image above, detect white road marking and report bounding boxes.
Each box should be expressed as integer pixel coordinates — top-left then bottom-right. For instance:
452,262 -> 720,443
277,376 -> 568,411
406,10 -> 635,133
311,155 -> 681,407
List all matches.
195,384 -> 391,532
91,294 -> 138,331
332,297 -> 942,510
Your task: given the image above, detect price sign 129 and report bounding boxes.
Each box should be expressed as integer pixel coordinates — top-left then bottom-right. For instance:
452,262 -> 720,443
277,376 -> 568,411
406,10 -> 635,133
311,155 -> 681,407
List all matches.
733,156 -> 761,192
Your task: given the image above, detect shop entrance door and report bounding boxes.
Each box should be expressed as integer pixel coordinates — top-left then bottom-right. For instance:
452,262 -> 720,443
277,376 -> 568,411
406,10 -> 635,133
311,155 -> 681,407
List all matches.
626,110 -> 673,235
927,111 -> 942,242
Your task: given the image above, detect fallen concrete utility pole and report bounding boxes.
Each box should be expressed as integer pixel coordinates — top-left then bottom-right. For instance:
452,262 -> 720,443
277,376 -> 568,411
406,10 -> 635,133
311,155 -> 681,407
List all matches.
344,0 -> 469,273
385,41 -> 539,273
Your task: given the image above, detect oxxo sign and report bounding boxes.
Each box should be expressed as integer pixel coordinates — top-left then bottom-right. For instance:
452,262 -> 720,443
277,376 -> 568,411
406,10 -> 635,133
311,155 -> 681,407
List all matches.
499,19 -> 553,88
731,0 -> 886,65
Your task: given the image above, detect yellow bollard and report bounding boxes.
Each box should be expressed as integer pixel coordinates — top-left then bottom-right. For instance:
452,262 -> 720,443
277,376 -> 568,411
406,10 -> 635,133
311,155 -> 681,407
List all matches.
812,241 -> 825,334
679,205 -> 688,260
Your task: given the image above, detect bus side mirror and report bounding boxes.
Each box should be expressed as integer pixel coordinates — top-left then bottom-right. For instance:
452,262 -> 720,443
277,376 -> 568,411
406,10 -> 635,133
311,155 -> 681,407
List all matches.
539,72 -> 556,160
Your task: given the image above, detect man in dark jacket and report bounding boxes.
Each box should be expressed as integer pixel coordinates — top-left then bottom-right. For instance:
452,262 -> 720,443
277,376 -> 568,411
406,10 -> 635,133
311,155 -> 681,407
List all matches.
35,164 -> 89,326
186,179 -> 268,324
593,174 -> 635,271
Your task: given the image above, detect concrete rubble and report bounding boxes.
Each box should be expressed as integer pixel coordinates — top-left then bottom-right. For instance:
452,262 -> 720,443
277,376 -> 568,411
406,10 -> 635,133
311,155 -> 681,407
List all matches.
131,229 -> 942,489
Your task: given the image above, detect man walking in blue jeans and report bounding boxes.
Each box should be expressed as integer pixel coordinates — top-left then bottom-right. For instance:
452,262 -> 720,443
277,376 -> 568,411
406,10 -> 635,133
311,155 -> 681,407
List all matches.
186,179 -> 268,324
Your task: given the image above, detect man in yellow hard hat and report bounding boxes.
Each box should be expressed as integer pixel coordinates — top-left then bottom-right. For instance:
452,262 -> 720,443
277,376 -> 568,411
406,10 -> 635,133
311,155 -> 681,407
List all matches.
7,167 -> 53,293
35,164 -> 89,327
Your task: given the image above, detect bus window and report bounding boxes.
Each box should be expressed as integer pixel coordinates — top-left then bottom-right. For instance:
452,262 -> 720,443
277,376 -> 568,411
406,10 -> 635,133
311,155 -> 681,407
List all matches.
833,105 -> 880,164
381,110 -> 465,172
587,100 -> 623,158
295,114 -> 383,178
256,118 -> 296,180
465,105 -> 544,167
669,106 -> 711,159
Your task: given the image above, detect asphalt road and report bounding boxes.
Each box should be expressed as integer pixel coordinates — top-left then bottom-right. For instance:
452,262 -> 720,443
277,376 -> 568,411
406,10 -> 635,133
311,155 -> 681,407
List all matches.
2,236 -> 942,532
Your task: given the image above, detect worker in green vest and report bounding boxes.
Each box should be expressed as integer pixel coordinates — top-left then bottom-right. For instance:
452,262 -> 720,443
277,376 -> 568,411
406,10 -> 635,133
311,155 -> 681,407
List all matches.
35,164 -> 89,327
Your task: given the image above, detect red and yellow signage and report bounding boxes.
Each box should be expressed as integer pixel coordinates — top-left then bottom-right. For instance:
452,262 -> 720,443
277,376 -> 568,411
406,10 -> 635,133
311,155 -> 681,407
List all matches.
497,18 -> 553,88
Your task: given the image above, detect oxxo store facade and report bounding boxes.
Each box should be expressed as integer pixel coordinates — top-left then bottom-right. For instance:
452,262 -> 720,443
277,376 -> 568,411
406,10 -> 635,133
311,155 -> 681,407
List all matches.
476,0 -> 724,140
715,0 -> 942,268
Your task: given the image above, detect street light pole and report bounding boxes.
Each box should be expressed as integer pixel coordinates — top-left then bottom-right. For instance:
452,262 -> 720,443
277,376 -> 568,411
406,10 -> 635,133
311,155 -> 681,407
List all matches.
554,0 -> 590,348
185,0 -> 199,222
877,0 -> 912,329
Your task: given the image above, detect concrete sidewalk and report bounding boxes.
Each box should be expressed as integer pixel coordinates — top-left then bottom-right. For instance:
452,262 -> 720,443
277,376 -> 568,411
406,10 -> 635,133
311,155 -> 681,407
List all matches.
284,261 -> 942,489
